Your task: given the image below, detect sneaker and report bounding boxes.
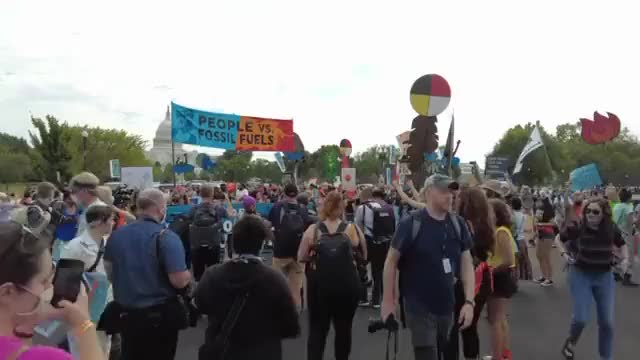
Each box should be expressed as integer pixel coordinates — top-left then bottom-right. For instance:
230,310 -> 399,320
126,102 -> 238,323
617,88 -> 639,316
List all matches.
372,303 -> 381,309
622,273 -> 639,287
561,339 -> 575,359
541,279 -> 554,287
358,301 -> 371,307
534,277 -> 546,283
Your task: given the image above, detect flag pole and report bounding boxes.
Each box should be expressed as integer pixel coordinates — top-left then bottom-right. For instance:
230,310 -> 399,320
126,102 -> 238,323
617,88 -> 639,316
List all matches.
169,105 -> 177,187
536,120 -> 557,181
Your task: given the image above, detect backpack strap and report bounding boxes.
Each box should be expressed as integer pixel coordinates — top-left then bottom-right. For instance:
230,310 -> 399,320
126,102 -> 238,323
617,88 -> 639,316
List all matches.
336,221 -> 349,234
211,291 -> 250,359
87,238 -> 106,273
410,209 -> 423,242
448,212 -> 462,241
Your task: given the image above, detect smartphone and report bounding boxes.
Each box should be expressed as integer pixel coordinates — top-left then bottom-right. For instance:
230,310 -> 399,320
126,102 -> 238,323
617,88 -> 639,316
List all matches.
51,259 -> 85,307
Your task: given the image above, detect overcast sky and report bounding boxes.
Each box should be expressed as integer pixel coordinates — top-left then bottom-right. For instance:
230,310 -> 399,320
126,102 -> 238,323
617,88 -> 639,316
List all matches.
1,0 -> 638,165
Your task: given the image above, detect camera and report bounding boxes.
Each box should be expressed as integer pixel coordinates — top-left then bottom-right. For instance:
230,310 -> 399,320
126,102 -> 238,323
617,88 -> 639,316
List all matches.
368,313 -> 399,333
113,185 -> 135,209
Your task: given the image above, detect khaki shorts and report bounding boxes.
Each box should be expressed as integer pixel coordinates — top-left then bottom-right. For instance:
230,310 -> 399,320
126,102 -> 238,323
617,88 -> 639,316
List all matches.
272,257 -> 304,289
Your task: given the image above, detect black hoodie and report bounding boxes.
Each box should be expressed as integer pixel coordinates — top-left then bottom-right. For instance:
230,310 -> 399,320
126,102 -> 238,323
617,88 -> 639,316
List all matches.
195,259 -> 300,360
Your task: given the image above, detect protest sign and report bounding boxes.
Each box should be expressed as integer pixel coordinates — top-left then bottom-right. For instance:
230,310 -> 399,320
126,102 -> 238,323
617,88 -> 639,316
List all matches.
171,102 -> 295,151
121,167 -> 153,190
570,163 -> 603,191
341,168 -> 357,191
109,159 -> 120,178
485,156 -> 510,178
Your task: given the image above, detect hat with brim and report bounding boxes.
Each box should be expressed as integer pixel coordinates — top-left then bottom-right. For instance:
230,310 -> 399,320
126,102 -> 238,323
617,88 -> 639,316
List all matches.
479,180 -> 509,198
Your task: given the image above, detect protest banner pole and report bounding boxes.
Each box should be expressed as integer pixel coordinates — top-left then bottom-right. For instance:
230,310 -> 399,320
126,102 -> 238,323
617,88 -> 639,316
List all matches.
536,121 -> 557,182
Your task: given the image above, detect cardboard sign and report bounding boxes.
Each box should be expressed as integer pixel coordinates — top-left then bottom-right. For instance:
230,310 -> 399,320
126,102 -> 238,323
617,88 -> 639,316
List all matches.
121,167 -> 153,190
341,168 -> 357,191
171,102 -> 295,151
570,163 -> 603,191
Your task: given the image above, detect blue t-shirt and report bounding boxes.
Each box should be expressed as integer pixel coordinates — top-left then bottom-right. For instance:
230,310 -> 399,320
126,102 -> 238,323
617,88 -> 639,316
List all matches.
105,217 -> 187,309
54,208 -> 78,242
393,209 -> 472,315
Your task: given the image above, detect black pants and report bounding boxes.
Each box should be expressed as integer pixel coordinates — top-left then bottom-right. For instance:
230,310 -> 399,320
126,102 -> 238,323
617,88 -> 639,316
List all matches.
444,272 -> 490,360
192,246 -> 220,281
368,240 -> 390,305
121,326 -> 178,360
307,277 -> 359,360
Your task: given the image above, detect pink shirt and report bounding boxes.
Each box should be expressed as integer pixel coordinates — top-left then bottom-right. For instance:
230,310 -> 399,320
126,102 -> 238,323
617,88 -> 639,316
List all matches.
0,336 -> 72,360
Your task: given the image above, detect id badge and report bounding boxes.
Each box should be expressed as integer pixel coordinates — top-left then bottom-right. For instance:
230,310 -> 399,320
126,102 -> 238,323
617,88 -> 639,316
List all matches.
442,258 -> 452,274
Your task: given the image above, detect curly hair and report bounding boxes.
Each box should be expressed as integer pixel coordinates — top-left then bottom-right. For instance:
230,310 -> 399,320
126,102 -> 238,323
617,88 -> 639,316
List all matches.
489,198 -> 512,228
458,187 -> 496,261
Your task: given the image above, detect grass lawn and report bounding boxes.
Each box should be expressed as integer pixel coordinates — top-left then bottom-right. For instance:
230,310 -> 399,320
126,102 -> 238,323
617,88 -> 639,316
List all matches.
1,183 -> 29,196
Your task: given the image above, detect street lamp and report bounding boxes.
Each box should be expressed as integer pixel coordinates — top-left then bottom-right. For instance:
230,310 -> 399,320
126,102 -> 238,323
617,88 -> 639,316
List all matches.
81,130 -> 89,170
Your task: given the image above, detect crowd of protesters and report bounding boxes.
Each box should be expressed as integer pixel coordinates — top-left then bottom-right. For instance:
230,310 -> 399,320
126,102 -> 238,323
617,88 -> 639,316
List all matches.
0,170 -> 638,360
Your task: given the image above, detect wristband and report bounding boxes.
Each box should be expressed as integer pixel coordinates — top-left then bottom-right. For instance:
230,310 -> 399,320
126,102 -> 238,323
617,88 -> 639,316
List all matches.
464,299 -> 475,308
73,320 -> 95,338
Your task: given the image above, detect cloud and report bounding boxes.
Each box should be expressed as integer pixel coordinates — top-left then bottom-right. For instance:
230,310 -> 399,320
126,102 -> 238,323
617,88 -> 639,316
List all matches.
0,0 -> 639,168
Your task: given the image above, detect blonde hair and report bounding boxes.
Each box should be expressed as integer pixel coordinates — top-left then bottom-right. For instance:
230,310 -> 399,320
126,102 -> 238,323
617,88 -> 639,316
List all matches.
0,192 -> 9,203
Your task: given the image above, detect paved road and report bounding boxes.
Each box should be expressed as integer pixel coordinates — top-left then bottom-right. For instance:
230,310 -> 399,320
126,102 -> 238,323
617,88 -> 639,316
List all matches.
177,250 -> 640,360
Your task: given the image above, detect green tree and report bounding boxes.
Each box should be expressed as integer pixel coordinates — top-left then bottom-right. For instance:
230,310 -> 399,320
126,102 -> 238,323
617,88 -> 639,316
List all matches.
0,149 -> 32,188
0,132 -> 35,183
29,115 -> 72,183
65,126 -> 151,180
162,163 -> 175,183
249,158 -> 282,183
353,145 -> 392,184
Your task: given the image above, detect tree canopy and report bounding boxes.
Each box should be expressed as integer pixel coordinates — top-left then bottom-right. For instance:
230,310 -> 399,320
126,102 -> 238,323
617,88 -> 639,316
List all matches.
489,122 -> 640,186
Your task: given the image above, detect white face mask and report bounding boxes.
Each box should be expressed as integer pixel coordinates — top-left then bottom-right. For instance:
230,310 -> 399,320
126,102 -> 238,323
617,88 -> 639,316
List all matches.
10,284 -> 55,333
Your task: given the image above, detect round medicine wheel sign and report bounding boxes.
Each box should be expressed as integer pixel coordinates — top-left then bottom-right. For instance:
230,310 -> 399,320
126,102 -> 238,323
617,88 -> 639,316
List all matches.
410,74 -> 451,116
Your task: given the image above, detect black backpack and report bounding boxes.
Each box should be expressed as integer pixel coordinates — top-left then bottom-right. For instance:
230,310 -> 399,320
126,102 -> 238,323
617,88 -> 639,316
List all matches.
189,204 -> 224,250
364,203 -> 395,244
312,222 -> 359,292
273,203 -> 305,258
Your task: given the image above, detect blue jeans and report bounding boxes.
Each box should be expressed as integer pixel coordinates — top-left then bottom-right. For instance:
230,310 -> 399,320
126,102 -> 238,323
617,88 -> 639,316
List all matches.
568,266 -> 615,360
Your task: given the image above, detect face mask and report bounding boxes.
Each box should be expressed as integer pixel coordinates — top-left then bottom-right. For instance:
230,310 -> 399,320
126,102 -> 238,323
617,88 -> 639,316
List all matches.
11,285 -> 53,333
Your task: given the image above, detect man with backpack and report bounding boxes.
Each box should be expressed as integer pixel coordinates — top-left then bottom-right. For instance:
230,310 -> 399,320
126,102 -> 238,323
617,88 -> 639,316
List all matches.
269,183 -> 312,309
381,174 -> 476,360
355,187 -> 395,308
12,181 -> 60,246
186,184 -> 231,281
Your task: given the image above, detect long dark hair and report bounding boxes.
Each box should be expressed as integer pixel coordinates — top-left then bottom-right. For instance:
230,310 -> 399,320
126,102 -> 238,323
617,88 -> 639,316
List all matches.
458,187 -> 496,261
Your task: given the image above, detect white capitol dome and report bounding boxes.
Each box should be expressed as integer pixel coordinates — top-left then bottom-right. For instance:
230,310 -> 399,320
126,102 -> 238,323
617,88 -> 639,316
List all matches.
146,106 -> 198,166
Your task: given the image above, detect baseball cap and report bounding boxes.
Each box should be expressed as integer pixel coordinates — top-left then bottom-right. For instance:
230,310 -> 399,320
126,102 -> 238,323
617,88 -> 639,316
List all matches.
424,174 -> 459,191
284,183 -> 299,197
242,196 -> 257,210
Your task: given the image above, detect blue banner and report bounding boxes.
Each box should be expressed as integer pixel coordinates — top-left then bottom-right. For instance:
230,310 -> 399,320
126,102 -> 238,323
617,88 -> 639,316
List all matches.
570,163 -> 603,191
167,202 -> 274,234
171,102 -> 240,149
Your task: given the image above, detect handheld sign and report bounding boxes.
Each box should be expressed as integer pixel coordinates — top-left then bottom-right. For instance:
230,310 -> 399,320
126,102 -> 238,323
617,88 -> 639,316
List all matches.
410,74 -> 451,116
570,163 -> 603,191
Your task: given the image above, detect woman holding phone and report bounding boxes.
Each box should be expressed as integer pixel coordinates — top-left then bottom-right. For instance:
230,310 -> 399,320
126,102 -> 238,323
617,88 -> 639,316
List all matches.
0,223 -> 104,360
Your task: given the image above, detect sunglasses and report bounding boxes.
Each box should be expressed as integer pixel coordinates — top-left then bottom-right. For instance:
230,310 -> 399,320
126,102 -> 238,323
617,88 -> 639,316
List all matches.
585,208 -> 601,216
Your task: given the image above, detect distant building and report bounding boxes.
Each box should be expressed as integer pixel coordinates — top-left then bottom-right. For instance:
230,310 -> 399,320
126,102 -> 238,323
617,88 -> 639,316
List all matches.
146,106 -> 198,166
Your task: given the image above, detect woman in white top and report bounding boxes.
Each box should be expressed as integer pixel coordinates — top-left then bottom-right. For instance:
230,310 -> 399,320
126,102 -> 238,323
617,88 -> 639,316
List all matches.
61,205 -> 114,359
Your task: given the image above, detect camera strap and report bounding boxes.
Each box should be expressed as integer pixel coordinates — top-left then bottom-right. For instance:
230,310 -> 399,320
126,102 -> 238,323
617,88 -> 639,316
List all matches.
385,329 -> 398,360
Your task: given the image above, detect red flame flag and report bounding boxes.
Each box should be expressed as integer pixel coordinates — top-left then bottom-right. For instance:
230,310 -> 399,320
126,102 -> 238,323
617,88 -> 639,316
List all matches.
580,112 -> 621,145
